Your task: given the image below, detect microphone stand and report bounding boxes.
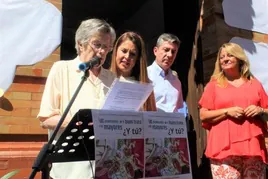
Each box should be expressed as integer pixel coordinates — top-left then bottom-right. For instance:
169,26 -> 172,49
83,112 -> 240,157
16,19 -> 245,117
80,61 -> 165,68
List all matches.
29,68 -> 90,179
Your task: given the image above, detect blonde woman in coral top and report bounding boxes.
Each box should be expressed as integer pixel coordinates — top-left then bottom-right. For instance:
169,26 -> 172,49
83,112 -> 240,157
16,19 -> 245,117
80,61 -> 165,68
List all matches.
199,42 -> 268,179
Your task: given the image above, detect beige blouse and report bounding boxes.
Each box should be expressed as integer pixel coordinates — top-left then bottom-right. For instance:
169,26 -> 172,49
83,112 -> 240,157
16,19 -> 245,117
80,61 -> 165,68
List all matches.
38,56 -> 116,179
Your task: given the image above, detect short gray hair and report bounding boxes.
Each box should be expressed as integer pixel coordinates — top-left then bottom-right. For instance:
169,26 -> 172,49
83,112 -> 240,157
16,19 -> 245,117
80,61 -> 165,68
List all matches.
156,33 -> 181,47
75,18 -> 116,54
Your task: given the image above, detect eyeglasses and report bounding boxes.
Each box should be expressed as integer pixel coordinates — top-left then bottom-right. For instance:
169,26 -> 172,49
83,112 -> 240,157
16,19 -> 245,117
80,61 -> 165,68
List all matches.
90,41 -> 113,52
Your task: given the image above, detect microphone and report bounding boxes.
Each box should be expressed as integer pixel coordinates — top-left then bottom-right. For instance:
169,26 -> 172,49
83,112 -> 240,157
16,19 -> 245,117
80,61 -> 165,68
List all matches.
78,56 -> 101,71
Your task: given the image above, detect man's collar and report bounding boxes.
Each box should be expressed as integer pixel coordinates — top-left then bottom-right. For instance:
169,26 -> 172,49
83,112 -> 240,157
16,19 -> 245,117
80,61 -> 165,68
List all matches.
152,61 -> 171,77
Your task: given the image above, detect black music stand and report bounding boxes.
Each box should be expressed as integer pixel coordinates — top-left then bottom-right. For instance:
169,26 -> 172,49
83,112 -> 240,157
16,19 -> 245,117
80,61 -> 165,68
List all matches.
30,109 -> 96,179
47,109 -> 95,163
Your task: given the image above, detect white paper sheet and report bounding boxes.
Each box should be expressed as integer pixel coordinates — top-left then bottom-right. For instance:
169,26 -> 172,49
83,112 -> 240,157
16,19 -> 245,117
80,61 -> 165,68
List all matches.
102,79 -> 154,111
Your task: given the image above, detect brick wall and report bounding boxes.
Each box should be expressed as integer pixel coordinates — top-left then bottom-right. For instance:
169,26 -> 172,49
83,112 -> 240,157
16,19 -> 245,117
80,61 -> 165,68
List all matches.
0,0 -> 62,178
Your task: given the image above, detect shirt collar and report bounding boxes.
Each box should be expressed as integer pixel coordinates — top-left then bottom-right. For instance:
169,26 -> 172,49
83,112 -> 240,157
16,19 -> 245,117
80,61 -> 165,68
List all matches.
119,76 -> 136,81
152,61 -> 172,77
76,56 -> 82,65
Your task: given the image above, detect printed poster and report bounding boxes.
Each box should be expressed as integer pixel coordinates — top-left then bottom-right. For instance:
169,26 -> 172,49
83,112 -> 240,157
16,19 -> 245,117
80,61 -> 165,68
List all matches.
92,110 -> 192,179
143,112 -> 192,179
92,110 -> 144,179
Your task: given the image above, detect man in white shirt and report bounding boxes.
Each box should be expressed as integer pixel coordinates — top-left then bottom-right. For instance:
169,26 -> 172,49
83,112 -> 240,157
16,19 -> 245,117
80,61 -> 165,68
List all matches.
147,33 -> 183,112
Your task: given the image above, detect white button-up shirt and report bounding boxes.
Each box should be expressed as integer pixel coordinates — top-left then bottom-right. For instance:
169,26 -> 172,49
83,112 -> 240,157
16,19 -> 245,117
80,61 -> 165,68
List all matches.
147,61 -> 183,112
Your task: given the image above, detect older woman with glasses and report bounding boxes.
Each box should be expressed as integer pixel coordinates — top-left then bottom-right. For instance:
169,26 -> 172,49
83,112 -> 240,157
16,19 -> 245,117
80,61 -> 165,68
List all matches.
37,18 -> 116,179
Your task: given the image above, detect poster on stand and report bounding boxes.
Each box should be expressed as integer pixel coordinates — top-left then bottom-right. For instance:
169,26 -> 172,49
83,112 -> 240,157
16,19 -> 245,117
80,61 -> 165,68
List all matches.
92,110 -> 192,179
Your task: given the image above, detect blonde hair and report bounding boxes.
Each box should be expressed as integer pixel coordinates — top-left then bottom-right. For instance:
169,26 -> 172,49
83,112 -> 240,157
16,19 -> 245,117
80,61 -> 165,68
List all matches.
211,42 -> 253,87
110,32 -> 156,111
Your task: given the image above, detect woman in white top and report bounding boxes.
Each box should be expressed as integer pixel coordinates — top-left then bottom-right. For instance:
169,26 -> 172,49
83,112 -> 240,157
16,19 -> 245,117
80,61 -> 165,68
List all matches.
38,18 -> 116,179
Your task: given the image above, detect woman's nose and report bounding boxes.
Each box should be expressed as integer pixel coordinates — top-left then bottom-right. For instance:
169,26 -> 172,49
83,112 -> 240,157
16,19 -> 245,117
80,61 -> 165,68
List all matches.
124,52 -> 130,59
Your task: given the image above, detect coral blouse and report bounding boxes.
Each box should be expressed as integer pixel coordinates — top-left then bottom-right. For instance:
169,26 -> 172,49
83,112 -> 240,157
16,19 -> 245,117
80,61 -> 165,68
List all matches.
199,79 -> 268,162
